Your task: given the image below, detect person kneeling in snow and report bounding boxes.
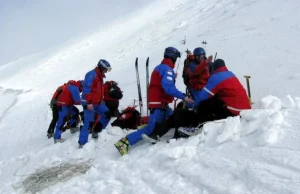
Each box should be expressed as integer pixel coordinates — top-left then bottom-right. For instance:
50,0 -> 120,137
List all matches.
53,80 -> 83,143
175,59 -> 251,137
114,47 -> 194,156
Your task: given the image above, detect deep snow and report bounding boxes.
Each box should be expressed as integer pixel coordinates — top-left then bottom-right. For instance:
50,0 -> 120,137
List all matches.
1,0 -> 300,193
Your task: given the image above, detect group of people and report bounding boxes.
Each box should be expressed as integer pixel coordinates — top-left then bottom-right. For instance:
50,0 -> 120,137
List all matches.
114,46 -> 251,155
47,59 -> 122,147
47,46 -> 251,154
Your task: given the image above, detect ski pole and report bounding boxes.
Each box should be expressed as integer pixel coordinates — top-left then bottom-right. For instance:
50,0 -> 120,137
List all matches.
214,52 -> 218,62
146,57 -> 150,116
175,36 -> 187,73
174,98 -> 178,109
244,75 -> 253,104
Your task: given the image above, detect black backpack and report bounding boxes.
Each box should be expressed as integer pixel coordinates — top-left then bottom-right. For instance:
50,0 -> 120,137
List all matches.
106,81 -> 123,100
182,58 -> 190,86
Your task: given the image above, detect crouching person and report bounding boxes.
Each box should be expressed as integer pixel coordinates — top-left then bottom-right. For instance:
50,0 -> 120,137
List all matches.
114,47 -> 194,156
53,80 -> 83,143
176,59 -> 251,137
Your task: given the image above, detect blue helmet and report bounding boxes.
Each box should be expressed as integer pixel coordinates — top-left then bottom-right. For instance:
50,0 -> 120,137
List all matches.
97,59 -> 112,72
164,47 -> 181,59
193,47 -> 206,56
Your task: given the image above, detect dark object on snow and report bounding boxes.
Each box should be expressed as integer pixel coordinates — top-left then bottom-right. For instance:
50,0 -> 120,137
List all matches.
111,106 -> 141,129
105,100 -> 120,117
104,81 -> 123,100
47,104 -> 59,135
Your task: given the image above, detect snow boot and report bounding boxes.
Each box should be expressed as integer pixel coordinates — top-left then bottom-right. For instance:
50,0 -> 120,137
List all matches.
47,133 -> 54,139
79,144 -> 84,148
92,132 -> 99,139
114,137 -> 129,156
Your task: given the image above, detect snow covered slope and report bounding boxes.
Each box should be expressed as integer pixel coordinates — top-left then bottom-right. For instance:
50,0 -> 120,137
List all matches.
1,0 -> 300,193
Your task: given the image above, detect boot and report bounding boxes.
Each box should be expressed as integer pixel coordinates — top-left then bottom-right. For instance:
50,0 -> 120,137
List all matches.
47,133 -> 54,139
79,144 -> 84,148
114,137 -> 129,156
92,132 -> 99,139
78,140 -> 85,148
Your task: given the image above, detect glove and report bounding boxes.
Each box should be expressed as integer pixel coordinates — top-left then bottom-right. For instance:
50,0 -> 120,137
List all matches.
185,101 -> 194,109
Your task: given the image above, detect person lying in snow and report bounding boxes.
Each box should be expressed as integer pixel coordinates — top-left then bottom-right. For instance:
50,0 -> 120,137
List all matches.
114,47 -> 194,156
52,80 -> 83,143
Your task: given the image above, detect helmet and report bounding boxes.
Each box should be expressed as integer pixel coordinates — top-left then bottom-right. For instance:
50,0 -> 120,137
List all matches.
193,47 -> 206,56
97,59 -> 112,72
210,59 -> 226,73
164,47 -> 181,60
193,47 -> 206,62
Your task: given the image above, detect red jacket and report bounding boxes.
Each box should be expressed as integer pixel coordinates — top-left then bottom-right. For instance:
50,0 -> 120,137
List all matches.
82,68 -> 105,105
192,66 -> 251,115
188,59 -> 210,90
148,58 -> 185,108
53,81 -> 81,106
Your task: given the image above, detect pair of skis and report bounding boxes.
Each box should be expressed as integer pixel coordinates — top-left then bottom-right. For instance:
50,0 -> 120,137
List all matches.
135,57 -> 150,116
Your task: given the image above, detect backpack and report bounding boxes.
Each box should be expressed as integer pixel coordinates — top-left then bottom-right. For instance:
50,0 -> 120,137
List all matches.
182,58 -> 190,86
111,106 -> 141,129
106,81 -> 123,100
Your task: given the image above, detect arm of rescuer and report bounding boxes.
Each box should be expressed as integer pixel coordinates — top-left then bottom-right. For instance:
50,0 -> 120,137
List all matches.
161,66 -> 194,104
82,72 -> 95,110
82,72 -> 94,104
69,85 -> 81,105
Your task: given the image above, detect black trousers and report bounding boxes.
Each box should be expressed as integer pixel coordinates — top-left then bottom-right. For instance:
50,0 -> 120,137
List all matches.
195,95 -> 235,124
150,96 -> 235,139
47,104 -> 59,134
105,100 -> 120,117
48,105 -> 80,133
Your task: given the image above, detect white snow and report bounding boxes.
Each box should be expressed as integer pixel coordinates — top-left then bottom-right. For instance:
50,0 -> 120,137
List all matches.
1,0 -> 300,193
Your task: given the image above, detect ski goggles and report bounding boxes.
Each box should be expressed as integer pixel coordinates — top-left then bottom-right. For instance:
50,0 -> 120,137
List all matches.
106,67 -> 112,72
172,50 -> 181,58
195,54 -> 205,61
